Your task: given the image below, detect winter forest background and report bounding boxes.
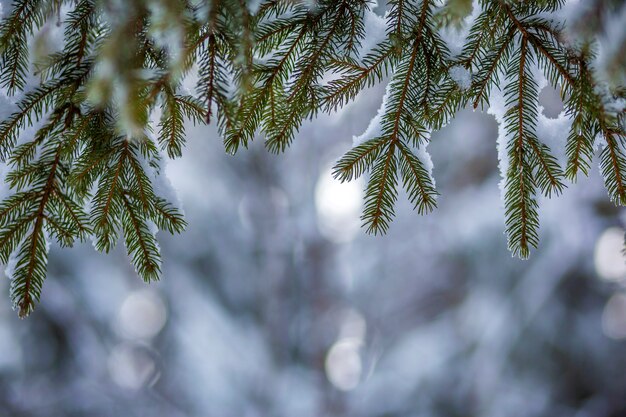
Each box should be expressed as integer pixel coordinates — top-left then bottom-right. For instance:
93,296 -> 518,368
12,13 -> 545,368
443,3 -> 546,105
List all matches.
1,0 -> 626,416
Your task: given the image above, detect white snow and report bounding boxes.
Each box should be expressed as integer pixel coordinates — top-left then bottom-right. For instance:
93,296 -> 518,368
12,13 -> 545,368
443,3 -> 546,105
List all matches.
415,131 -> 436,190
449,65 -> 472,90
533,69 -> 570,165
486,86 -> 510,200
352,82 -> 391,146
536,111 -> 570,166
358,3 -> 387,59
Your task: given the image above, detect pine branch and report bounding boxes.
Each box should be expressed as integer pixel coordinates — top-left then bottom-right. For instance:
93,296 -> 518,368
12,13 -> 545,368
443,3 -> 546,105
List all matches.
0,0 -> 46,94
600,130 -> 626,205
324,41 -> 397,112
503,35 -> 540,259
121,193 -> 161,282
0,81 -> 64,159
565,60 -> 596,180
362,142 -> 399,234
470,25 -> 515,109
333,137 -> 388,182
396,140 -> 437,214
0,0 -> 623,316
2,141 -> 88,318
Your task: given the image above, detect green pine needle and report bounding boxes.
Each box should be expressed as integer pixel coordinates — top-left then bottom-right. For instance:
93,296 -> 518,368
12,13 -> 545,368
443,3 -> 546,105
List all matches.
0,0 -> 623,316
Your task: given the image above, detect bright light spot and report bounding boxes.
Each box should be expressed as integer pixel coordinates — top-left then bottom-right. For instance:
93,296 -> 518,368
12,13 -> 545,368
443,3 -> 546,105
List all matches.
315,168 -> 363,243
594,227 -> 626,282
602,293 -> 626,340
107,344 -> 159,390
325,338 -> 363,391
117,290 -> 167,340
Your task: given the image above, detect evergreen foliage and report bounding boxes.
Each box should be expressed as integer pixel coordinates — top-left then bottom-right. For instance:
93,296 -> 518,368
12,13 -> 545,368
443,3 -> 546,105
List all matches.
0,0 -> 624,316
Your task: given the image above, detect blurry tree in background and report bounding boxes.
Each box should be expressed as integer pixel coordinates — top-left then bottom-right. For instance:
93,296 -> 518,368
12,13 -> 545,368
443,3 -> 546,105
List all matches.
0,1 -> 626,416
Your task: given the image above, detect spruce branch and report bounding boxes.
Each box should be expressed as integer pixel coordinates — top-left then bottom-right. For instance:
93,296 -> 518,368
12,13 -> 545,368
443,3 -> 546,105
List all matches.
503,35 -> 540,258
0,0 -> 624,316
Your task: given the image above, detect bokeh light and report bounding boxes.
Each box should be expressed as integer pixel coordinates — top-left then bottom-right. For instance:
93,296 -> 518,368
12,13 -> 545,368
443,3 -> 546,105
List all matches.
116,289 -> 168,340
315,167 -> 363,243
107,344 -> 160,390
594,227 -> 626,282
602,293 -> 626,340
325,338 -> 363,391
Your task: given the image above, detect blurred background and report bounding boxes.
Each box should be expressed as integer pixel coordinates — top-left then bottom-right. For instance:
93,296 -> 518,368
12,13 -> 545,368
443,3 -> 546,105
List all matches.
1,28 -> 626,417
